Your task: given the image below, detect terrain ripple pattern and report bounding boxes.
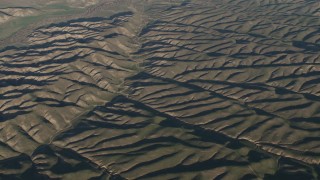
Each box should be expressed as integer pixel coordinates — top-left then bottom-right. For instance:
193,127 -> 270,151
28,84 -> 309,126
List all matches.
0,0 -> 320,179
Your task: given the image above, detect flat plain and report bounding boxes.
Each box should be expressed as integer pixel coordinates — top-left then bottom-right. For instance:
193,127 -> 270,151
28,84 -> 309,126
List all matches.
0,0 -> 320,179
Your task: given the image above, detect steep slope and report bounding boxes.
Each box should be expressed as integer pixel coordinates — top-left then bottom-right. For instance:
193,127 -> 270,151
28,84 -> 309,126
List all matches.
0,0 -> 320,179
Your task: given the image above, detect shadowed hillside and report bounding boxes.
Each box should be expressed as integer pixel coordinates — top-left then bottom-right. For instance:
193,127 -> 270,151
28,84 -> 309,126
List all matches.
0,0 -> 320,179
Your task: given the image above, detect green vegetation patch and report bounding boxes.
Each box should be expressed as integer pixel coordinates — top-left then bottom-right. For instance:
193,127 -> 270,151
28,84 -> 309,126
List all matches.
0,2 -> 85,40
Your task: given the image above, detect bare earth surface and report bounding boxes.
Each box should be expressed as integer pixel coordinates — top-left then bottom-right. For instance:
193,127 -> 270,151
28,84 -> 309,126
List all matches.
0,0 -> 320,179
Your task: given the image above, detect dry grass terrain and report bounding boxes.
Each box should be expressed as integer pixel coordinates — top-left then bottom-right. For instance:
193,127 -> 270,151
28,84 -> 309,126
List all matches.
0,0 -> 320,179
0,0 -> 105,41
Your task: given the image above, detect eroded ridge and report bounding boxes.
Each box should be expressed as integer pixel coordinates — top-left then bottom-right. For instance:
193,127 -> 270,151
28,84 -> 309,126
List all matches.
0,0 -> 320,179
0,10 -> 142,179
